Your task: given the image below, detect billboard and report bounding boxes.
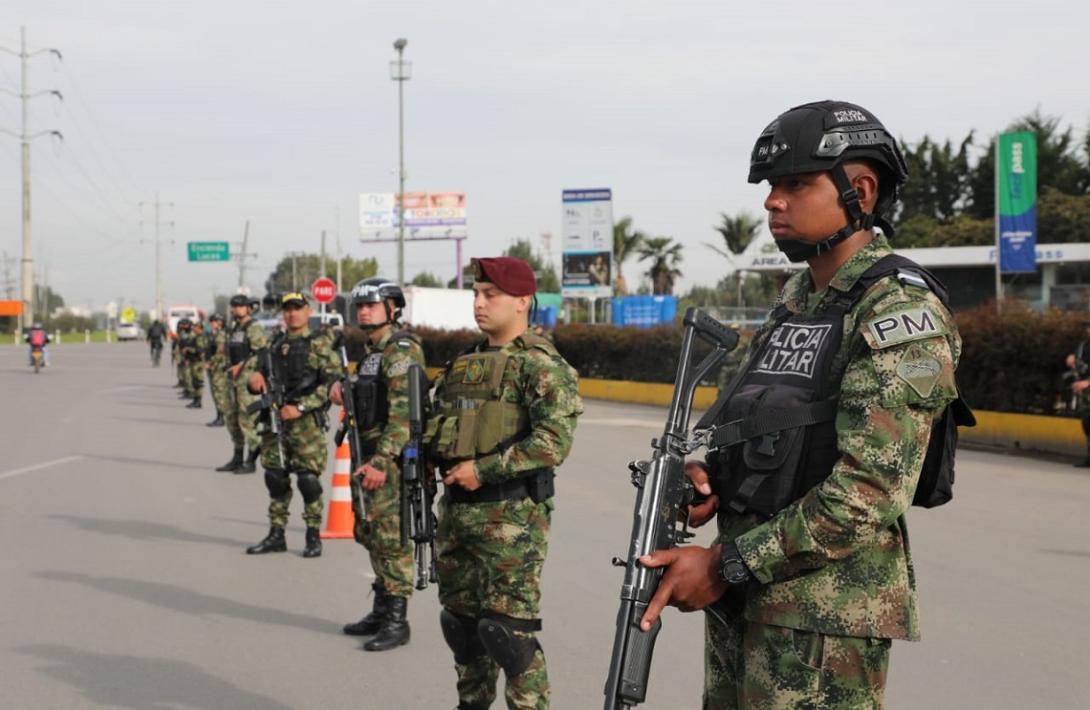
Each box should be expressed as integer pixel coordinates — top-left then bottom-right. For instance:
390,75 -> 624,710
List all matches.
359,191 -> 467,236
562,188 -> 613,299
997,132 -> 1037,274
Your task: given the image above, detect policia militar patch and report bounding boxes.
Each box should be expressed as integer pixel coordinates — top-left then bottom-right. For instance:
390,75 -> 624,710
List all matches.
863,306 -> 945,350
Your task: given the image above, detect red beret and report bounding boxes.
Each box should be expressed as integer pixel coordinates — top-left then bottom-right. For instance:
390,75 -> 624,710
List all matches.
472,257 -> 537,296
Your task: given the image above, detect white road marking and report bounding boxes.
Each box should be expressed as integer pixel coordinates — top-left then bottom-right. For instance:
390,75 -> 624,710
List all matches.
0,455 -> 85,481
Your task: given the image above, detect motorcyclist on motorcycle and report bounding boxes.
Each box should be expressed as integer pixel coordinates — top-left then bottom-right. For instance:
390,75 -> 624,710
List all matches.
24,322 -> 51,367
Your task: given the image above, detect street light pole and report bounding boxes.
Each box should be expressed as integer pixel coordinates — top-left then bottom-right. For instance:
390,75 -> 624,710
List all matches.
391,38 -> 411,285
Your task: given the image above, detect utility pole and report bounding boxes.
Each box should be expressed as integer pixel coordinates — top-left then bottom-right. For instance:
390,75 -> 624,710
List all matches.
0,27 -> 63,334
140,193 -> 174,320
320,229 -> 327,278
291,253 -> 299,291
390,38 -> 411,284
0,251 -> 15,300
234,220 -> 258,291
335,206 -> 343,293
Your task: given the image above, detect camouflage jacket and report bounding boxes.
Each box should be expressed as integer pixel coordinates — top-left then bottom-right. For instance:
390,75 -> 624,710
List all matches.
431,329 -> 584,486
181,332 -> 207,363
719,234 -> 961,641
208,329 -> 228,369
261,326 -> 343,413
359,329 -> 426,475
235,317 -> 269,373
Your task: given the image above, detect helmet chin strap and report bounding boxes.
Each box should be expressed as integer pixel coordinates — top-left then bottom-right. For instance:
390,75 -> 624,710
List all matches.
358,302 -> 401,331
774,165 -> 876,263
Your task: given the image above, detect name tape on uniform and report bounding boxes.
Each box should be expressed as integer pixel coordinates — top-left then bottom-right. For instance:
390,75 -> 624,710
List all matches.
865,307 -> 944,350
753,322 -> 832,379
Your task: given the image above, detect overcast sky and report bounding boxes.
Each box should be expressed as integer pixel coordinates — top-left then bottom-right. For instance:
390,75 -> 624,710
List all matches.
1,0 -> 1087,313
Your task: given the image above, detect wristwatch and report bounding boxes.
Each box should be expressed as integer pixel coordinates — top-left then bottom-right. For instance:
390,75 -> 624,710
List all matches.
719,541 -> 755,586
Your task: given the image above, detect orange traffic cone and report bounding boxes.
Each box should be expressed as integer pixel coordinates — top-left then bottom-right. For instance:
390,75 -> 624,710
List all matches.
321,418 -> 355,540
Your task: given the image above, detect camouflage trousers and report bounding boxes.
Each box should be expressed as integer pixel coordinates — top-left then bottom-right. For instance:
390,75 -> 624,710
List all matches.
352,458 -> 415,598
259,411 -> 328,530
225,373 -> 261,451
186,361 -> 204,399
704,602 -> 891,710
209,365 -> 230,415
435,495 -> 552,710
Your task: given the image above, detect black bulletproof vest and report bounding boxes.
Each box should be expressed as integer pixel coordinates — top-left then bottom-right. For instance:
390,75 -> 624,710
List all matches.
228,322 -> 251,365
272,333 -> 317,398
354,349 -> 389,430
697,253 -> 967,517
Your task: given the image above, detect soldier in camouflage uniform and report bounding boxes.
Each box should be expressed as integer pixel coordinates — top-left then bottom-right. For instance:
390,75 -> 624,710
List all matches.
637,101 -> 963,709
174,319 -> 192,397
205,314 -> 228,427
185,319 -> 208,409
1065,324 -> 1090,466
246,292 -> 343,558
330,277 -> 425,652
425,257 -> 583,710
218,295 -> 269,474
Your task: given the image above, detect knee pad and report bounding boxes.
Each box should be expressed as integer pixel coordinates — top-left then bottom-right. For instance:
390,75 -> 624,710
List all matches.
440,609 -> 486,665
477,612 -> 541,678
296,472 -> 322,504
264,468 -> 290,497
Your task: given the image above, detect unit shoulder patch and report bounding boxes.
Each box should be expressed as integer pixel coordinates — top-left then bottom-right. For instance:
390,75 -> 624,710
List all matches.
863,306 -> 946,350
895,345 -> 943,398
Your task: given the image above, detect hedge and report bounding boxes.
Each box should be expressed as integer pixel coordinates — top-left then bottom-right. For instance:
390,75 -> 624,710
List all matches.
341,306 -> 1086,415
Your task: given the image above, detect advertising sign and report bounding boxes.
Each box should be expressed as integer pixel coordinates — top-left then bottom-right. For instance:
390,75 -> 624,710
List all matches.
997,131 -> 1037,274
359,191 -> 467,236
561,188 -> 613,299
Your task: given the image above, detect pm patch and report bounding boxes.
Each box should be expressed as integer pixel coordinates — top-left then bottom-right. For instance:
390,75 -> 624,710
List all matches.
864,307 -> 945,350
895,345 -> 943,398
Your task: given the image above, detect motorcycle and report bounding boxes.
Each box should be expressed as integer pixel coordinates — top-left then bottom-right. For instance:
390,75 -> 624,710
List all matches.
30,345 -> 44,374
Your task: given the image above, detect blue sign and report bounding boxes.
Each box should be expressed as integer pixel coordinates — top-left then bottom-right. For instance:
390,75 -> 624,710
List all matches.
611,295 -> 678,328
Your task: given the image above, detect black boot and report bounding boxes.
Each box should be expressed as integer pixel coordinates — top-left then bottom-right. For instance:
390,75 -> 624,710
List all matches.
216,448 -> 244,472
234,447 -> 260,475
186,398 -> 202,409
302,527 -> 322,558
343,582 -> 388,636
364,596 -> 410,651
246,526 -> 286,554
206,412 -> 224,427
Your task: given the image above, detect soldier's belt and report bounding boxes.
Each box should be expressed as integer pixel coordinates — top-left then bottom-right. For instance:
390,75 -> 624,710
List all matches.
444,468 -> 554,504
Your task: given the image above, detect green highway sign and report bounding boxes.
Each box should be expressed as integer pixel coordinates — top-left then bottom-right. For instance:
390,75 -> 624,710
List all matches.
187,241 -> 231,262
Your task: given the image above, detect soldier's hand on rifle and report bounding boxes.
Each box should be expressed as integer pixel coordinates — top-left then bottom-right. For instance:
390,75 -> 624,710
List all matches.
329,381 -> 344,406
228,363 -> 243,379
280,404 -> 302,421
248,372 -> 266,394
443,460 -> 482,491
638,544 -> 727,631
686,461 -> 719,528
357,463 -> 387,490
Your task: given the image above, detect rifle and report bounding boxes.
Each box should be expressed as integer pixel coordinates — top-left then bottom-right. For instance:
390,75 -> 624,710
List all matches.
248,348 -> 286,466
334,344 -> 365,480
603,308 -> 738,710
400,363 -> 436,590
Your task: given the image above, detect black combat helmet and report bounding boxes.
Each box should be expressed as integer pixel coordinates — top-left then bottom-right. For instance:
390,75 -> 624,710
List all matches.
350,277 -> 405,329
209,313 -> 224,324
229,294 -> 253,308
748,100 -> 908,257
262,293 -> 280,311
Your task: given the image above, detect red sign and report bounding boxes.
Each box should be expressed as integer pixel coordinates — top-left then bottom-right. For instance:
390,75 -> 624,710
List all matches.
311,277 -> 337,304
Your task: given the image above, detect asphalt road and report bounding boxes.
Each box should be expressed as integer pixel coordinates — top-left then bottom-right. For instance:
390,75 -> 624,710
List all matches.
1,342 -> 1088,709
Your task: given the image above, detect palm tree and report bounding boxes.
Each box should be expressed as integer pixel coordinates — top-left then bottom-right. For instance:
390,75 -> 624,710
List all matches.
637,237 -> 683,295
705,211 -> 762,306
706,211 -> 762,260
612,216 -> 647,295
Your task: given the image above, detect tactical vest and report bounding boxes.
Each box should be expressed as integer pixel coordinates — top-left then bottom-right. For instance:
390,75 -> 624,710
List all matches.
271,332 -> 319,400
228,321 -> 252,365
353,331 -> 421,431
206,332 -> 220,360
427,333 -> 558,503
697,254 -> 973,518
